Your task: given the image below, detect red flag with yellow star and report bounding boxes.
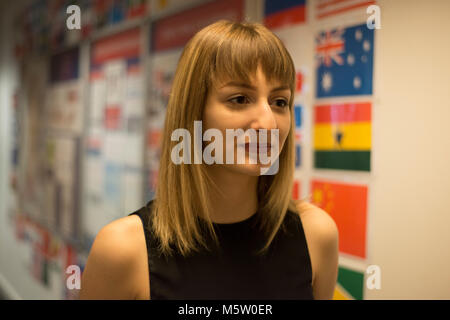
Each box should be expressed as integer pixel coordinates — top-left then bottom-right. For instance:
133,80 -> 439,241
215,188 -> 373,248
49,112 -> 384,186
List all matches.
311,179 -> 368,258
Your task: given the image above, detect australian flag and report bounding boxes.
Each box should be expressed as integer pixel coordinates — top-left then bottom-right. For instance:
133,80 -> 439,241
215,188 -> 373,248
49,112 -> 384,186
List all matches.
316,23 -> 374,98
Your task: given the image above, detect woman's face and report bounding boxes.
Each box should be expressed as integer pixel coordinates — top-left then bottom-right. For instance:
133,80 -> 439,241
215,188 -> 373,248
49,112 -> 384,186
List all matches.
202,64 -> 292,176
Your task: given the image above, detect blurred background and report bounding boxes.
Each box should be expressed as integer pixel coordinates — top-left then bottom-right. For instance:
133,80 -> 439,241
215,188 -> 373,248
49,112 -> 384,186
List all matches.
0,0 -> 449,300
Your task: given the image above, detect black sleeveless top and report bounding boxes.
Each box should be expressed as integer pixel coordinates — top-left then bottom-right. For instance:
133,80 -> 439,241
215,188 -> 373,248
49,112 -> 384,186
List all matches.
128,200 -> 314,300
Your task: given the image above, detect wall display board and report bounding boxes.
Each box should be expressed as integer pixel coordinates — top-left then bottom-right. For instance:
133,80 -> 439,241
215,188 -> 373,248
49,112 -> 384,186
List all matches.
43,48 -> 84,240
265,0 -> 377,299
310,0 -> 377,299
5,46 -> 86,299
83,27 -> 145,248
13,0 -> 149,58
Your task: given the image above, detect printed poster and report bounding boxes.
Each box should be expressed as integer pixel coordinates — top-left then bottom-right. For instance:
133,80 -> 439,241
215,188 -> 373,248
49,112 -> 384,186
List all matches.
150,0 -> 208,17
333,265 -> 365,300
264,0 -> 306,30
294,105 -> 303,168
311,179 -> 368,259
315,23 -> 374,98
314,102 -> 371,171
292,179 -> 302,200
47,48 -> 83,134
150,0 -> 244,52
315,0 -> 376,20
43,135 -> 81,239
45,80 -> 84,134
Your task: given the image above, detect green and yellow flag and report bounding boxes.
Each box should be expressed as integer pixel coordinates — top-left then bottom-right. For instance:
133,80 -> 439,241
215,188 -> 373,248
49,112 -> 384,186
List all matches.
314,102 -> 371,171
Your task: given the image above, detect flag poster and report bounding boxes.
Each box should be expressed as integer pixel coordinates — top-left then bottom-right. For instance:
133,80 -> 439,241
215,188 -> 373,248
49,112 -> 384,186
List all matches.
292,179 -> 301,200
315,0 -> 376,20
264,0 -> 306,30
311,179 -> 368,259
43,136 -> 81,239
333,266 -> 365,300
150,0 -> 244,52
314,101 -> 371,171
294,104 -> 303,168
315,23 -> 374,98
44,47 -> 83,238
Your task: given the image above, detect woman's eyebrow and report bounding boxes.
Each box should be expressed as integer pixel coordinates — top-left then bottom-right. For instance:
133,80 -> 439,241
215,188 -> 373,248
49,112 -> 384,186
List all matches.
219,81 -> 256,90
220,81 -> 290,92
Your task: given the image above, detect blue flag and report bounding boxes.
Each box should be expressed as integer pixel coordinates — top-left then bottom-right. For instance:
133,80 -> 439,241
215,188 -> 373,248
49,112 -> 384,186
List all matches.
315,23 -> 374,98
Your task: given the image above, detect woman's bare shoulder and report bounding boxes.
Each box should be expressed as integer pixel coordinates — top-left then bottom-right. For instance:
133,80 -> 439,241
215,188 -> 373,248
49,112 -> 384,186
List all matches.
294,200 -> 338,243
296,201 -> 339,292
79,215 -> 147,299
295,200 -> 337,234
88,215 -> 144,265
294,199 -> 339,295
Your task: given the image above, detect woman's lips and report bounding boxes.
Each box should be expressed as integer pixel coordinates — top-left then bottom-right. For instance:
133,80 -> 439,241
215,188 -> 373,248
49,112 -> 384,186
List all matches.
243,143 -> 271,153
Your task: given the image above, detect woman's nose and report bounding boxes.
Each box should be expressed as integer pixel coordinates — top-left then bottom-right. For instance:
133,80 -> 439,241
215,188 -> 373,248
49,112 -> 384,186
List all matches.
250,98 -> 278,131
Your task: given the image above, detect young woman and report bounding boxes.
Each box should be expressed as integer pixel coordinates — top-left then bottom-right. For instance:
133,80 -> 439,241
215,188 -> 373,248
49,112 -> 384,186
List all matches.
80,20 -> 338,300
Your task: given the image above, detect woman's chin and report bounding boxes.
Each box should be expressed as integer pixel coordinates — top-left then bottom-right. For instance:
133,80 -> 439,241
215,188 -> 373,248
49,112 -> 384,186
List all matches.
222,162 -> 273,177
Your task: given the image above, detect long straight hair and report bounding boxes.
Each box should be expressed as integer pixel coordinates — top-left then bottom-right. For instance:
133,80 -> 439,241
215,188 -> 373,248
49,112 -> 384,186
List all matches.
151,20 -> 301,258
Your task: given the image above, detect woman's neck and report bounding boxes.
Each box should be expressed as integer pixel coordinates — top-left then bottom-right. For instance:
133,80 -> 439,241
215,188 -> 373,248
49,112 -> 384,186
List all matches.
204,165 -> 259,224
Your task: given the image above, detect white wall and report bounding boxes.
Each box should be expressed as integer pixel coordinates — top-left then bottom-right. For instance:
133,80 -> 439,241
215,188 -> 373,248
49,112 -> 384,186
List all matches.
367,0 -> 450,299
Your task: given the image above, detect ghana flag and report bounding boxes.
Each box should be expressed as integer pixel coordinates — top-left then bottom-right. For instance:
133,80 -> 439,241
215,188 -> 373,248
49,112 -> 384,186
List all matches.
314,102 -> 371,171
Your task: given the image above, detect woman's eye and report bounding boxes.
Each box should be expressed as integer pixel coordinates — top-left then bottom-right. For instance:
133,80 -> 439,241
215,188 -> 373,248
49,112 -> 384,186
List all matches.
274,99 -> 288,108
229,95 -> 250,105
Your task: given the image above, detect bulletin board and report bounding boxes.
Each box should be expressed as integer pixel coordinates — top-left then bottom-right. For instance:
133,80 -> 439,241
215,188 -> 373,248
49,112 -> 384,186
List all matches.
83,27 -> 146,247
6,46 -> 85,299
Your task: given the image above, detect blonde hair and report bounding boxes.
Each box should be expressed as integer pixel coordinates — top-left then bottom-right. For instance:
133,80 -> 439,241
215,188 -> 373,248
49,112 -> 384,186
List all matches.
151,19 -> 302,257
